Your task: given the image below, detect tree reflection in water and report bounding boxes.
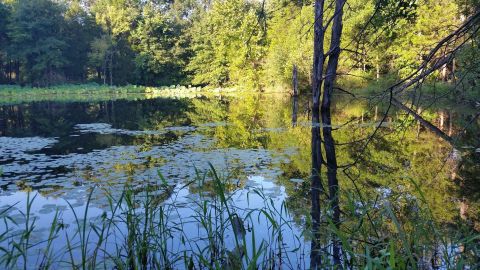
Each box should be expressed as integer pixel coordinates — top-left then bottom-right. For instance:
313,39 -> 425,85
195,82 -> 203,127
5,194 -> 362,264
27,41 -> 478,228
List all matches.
0,92 -> 478,267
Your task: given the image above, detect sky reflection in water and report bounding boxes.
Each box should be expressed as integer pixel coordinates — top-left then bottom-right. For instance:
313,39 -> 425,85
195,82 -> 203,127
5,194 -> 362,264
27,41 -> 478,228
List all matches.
0,94 -> 478,267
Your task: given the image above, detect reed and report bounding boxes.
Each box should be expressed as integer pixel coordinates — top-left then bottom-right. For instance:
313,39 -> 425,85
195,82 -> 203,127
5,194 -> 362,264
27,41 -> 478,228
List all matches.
0,166 -> 478,269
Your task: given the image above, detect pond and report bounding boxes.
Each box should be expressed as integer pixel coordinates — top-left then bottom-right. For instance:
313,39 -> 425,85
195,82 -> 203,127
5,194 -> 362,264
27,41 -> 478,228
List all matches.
0,92 -> 479,268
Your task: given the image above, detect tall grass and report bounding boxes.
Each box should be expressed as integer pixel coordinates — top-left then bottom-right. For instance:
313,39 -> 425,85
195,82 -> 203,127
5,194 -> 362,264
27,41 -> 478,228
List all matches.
0,165 -> 306,269
0,165 -> 478,269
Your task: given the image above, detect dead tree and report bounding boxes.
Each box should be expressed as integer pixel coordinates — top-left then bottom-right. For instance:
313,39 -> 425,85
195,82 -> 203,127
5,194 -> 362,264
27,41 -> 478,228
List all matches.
292,65 -> 299,127
321,0 -> 346,266
310,0 -> 346,268
310,0 -> 326,268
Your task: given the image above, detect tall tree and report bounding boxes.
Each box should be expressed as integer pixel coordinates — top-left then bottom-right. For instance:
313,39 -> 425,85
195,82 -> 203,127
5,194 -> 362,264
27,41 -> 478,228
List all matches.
0,2 -> 10,83
387,0 -> 460,77
310,0 -> 346,267
91,0 -> 139,85
130,3 -> 188,85
63,0 -> 99,82
88,34 -> 114,84
7,0 -> 68,86
263,2 -> 314,89
188,0 -> 266,87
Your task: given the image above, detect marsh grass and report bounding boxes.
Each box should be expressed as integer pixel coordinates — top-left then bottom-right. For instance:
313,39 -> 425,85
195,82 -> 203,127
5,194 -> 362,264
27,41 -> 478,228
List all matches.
0,165 -> 478,269
0,83 -> 145,104
0,164 -> 306,269
0,83 -> 236,105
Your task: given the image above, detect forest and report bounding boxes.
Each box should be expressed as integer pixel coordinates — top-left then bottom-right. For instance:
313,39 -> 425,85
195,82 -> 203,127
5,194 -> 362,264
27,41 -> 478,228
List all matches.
0,0 -> 477,92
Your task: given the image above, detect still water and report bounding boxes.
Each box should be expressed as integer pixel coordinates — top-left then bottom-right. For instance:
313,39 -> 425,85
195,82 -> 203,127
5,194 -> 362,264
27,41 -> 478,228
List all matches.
0,93 -> 478,268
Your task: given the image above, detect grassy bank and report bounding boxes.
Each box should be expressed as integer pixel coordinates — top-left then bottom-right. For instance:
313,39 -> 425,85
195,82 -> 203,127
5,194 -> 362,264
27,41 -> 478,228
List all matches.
0,84 -> 145,104
0,83 -> 292,105
0,166 -> 478,269
0,84 -> 255,105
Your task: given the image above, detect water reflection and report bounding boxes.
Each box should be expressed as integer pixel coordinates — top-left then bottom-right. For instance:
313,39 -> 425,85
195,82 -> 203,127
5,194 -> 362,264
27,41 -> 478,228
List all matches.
0,93 -> 478,267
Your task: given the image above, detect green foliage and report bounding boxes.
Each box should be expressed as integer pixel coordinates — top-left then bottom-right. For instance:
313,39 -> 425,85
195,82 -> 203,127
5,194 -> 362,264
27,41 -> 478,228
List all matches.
63,0 -> 99,82
0,2 -> 10,84
456,32 -> 480,99
188,0 -> 266,87
90,0 -> 139,85
7,0 -> 68,86
0,3 -> 8,44
262,3 -> 314,90
386,0 -> 459,76
131,3 -> 189,85
92,0 -> 139,38
373,0 -> 418,28
0,0 -> 477,92
88,35 -> 113,81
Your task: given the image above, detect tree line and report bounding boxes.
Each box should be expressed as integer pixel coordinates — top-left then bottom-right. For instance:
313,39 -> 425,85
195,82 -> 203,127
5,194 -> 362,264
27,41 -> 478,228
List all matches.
0,0 -> 478,89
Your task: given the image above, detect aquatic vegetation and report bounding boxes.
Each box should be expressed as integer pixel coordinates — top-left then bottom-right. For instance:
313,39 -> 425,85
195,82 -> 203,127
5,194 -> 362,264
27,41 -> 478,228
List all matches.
0,166 -> 478,269
0,166 -> 305,269
0,84 -> 250,105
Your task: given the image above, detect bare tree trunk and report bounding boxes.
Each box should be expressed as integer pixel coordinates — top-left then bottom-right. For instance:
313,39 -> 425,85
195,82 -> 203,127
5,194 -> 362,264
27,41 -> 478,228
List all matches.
292,65 -> 299,127
97,68 -> 101,82
452,58 -> 456,81
15,60 -> 20,84
110,52 -> 113,86
362,46 -> 366,72
321,0 -> 345,266
441,64 -> 447,81
439,111 -> 445,130
307,99 -> 311,120
310,0 -> 325,268
8,60 -> 12,83
460,198 -> 468,220
417,121 -> 421,139
448,111 -> 453,136
103,56 -> 107,85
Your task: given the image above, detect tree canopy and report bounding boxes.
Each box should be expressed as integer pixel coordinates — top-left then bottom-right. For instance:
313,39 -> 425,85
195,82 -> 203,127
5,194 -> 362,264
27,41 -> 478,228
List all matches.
0,0 -> 477,90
